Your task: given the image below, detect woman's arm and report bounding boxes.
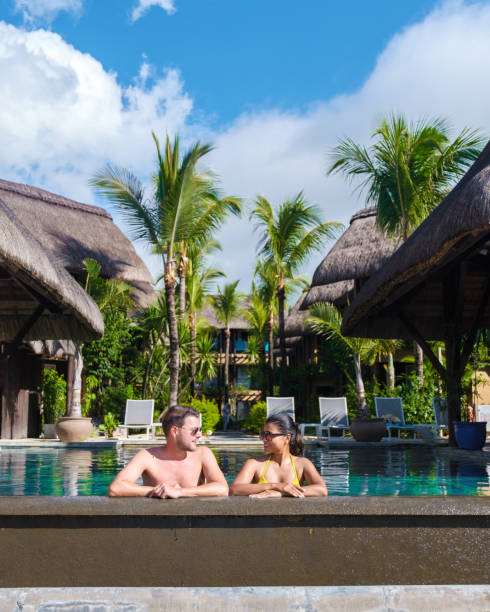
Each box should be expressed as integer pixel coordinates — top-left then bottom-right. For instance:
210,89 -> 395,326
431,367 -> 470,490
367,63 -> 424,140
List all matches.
300,458 -> 328,497
229,459 -> 305,497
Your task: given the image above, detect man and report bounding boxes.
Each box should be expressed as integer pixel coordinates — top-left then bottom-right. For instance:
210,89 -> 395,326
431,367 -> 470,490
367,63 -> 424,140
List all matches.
108,405 -> 228,498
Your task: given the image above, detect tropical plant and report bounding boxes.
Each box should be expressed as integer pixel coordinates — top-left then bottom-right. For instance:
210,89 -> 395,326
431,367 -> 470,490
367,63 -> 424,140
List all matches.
307,302 -> 400,417
42,368 -> 67,423
243,292 -> 268,395
186,240 -> 224,397
328,114 -> 484,389
99,412 -> 119,438
91,133 -> 241,408
190,397 -> 220,434
244,400 -> 267,433
253,260 -> 277,394
210,281 -> 246,401
250,193 -> 341,393
81,374 -> 98,417
328,114 -> 483,240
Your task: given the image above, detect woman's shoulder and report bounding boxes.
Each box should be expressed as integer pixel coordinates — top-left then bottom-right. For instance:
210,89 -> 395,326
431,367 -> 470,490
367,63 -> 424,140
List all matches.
245,454 -> 269,465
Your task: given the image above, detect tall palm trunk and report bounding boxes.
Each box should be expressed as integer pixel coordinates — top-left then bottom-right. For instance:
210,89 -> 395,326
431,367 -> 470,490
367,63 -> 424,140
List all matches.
353,352 -> 368,417
178,255 -> 188,320
224,326 -> 231,402
386,352 -> 395,390
277,278 -> 287,394
268,311 -> 274,395
189,311 -> 197,398
164,259 -> 179,408
414,341 -> 424,389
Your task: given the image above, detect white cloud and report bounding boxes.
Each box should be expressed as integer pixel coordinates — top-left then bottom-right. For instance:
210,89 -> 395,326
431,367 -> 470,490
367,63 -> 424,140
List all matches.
14,0 -> 83,23
0,20 -> 191,282
3,2 -> 490,294
206,0 -> 490,292
131,0 -> 176,22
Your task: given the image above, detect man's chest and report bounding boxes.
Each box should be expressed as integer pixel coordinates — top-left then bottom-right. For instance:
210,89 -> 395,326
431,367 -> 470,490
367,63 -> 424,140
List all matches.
143,456 -> 202,485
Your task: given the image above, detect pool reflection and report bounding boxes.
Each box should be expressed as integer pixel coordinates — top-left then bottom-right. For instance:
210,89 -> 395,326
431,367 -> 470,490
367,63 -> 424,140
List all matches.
0,445 -> 488,496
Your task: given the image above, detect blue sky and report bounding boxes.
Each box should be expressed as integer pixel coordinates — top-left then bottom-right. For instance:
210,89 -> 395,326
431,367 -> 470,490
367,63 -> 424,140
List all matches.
0,0 -> 490,297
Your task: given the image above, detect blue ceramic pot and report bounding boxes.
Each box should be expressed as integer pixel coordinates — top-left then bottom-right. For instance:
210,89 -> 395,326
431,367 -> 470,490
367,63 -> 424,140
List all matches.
454,421 -> 487,450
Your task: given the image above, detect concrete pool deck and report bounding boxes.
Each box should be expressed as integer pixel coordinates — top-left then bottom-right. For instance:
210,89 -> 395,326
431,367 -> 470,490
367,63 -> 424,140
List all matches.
1,429 -> 477,449
1,585 -> 490,611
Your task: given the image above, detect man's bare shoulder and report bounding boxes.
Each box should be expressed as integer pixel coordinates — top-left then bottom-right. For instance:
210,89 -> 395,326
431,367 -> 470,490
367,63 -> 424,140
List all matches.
131,447 -> 165,462
197,446 -> 215,460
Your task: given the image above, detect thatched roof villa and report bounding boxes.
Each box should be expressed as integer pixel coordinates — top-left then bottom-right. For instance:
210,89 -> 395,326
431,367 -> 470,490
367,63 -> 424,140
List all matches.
302,207 -> 402,309
0,178 -> 154,439
0,179 -> 155,308
0,198 -> 104,438
341,139 -> 490,443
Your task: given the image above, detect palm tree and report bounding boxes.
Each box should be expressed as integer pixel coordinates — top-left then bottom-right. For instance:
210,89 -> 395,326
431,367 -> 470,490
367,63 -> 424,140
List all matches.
307,303 -> 401,416
243,292 -> 269,396
253,260 -> 277,394
329,114 -> 483,388
186,240 -> 224,397
91,133 -> 241,408
210,281 -> 246,402
250,193 -> 341,393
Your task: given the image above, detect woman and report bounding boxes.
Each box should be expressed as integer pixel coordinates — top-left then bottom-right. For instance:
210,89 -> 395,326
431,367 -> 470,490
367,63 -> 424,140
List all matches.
230,412 -> 327,498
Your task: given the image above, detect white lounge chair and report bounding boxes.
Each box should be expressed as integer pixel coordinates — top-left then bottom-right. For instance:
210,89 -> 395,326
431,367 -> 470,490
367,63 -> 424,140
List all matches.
432,398 -> 448,437
476,405 -> 490,432
300,397 -> 350,439
375,397 -> 434,439
266,397 -> 295,420
118,400 -> 159,439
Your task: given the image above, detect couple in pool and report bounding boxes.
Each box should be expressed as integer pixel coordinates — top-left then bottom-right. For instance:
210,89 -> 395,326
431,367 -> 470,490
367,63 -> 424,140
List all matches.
108,405 -> 327,498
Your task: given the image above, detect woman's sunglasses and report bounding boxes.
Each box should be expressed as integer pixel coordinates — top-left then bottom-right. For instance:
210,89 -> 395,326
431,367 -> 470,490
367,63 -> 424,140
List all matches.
259,430 -> 285,441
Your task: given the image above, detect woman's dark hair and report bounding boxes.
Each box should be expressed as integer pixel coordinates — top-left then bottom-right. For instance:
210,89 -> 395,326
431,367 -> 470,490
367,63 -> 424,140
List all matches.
265,412 -> 304,456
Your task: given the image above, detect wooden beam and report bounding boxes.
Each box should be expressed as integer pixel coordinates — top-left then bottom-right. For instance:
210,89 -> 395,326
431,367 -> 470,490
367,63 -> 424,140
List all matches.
397,308 -> 446,379
5,304 -> 45,356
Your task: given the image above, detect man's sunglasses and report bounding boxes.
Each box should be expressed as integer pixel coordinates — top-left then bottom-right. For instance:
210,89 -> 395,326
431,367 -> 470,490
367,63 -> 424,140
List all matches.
178,425 -> 202,436
259,430 -> 285,441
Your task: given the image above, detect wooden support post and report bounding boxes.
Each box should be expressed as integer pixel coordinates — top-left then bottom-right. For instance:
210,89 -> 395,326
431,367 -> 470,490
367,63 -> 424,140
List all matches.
443,264 -> 464,446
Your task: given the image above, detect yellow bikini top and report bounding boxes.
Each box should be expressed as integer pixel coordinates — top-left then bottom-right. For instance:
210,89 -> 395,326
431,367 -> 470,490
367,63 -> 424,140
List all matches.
257,454 -> 301,486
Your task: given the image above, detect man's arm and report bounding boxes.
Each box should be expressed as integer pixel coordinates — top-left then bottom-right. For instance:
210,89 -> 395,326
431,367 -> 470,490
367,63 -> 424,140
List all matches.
163,447 -> 229,498
108,450 -> 155,497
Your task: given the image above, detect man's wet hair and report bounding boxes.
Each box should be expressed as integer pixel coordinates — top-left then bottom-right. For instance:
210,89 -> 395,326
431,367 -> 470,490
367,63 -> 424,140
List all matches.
161,405 -> 200,437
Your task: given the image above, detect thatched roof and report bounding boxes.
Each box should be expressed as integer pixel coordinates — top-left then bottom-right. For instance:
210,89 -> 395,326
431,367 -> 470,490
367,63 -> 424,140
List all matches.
0,179 -> 155,307
0,199 -> 103,341
302,208 -> 401,310
302,280 -> 355,309
198,299 -> 251,331
341,140 -> 490,340
284,292 -> 310,337
310,207 -> 402,286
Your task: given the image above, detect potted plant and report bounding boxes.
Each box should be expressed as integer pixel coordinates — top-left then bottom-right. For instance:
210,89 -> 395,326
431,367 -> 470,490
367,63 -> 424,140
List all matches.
454,344 -> 488,450
42,368 -> 66,439
99,412 -> 119,439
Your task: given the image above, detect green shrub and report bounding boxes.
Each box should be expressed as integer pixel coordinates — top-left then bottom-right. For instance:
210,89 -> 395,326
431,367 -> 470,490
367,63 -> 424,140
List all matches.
191,397 -> 220,434
244,401 -> 266,433
42,369 -> 66,423
99,412 -> 120,438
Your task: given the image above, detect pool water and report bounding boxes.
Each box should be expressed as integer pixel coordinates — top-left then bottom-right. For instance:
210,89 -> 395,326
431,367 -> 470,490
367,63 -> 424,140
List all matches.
0,445 -> 489,496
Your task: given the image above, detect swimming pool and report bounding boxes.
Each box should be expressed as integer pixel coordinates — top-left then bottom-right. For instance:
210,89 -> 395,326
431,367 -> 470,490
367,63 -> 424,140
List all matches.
0,445 -> 489,496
